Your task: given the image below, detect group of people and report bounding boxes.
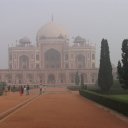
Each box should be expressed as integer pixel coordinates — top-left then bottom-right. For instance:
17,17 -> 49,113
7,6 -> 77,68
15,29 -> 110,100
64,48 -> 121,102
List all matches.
1,85 -> 13,95
1,84 -> 47,96
19,85 -> 30,96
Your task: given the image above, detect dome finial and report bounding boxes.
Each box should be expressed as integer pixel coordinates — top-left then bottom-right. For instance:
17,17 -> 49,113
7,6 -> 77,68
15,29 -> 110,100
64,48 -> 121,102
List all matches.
51,14 -> 54,22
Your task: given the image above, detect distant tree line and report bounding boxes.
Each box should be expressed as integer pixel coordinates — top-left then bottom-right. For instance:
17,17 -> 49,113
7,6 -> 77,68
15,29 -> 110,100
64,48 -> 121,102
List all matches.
117,39 -> 128,89
98,38 -> 128,92
75,72 -> 83,85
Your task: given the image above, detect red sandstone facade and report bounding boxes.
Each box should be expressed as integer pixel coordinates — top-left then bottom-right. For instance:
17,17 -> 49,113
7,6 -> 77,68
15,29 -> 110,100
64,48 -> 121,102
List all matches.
0,22 -> 97,86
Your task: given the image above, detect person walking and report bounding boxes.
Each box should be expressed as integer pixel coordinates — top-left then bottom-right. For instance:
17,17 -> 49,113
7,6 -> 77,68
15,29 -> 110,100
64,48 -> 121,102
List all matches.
19,85 -> 24,96
26,85 -> 30,95
43,85 -> 46,93
24,86 -> 27,95
4,86 -> 8,96
39,85 -> 42,95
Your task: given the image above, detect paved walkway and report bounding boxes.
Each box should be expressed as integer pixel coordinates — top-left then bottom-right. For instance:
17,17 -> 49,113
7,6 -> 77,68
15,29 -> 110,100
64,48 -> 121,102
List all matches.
0,87 -> 128,128
0,88 -> 39,113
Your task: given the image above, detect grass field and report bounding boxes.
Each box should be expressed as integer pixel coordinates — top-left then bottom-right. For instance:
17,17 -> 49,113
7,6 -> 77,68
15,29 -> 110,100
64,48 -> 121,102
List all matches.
107,95 -> 128,103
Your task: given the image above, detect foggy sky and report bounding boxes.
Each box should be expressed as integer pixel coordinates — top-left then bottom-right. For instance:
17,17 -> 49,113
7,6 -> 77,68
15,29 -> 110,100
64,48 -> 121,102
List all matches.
0,0 -> 128,68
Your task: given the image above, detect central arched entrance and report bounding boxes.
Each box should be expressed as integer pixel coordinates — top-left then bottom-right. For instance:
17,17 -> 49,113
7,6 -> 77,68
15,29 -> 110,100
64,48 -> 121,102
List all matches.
76,54 -> 85,68
48,74 -> 55,84
19,55 -> 29,69
44,49 -> 61,68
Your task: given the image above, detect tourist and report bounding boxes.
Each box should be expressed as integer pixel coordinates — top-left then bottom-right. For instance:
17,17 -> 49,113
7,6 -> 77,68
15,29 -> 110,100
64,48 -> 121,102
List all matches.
39,85 -> 42,95
12,85 -> 16,92
44,85 -> 46,93
7,85 -> 11,92
4,86 -> 8,96
24,86 -> 27,95
19,85 -> 24,96
26,85 -> 30,95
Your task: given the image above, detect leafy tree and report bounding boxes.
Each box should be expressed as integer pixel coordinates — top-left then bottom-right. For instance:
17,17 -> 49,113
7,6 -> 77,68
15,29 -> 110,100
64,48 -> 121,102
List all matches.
117,39 -> 128,89
98,39 -> 113,92
80,73 -> 84,88
117,61 -> 123,84
75,71 -> 80,86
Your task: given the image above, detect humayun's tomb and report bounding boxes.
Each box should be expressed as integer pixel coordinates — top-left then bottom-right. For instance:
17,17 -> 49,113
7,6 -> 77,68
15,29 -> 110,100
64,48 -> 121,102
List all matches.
0,21 -> 98,86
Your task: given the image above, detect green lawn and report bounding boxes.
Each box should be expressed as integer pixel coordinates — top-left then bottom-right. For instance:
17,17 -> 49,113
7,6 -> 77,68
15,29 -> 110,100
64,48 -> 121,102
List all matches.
107,95 -> 128,103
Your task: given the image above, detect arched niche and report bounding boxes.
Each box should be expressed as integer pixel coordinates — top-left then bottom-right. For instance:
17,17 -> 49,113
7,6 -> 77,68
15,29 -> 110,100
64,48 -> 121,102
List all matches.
44,49 -> 61,68
19,55 -> 29,69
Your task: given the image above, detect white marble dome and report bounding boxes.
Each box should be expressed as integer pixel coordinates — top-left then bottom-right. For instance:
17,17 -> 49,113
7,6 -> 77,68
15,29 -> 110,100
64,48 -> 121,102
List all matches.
36,22 -> 68,41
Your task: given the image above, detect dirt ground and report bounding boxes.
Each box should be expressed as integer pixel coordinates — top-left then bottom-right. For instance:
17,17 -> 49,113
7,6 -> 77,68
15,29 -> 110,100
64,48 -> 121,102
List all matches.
0,90 -> 37,113
0,87 -> 128,128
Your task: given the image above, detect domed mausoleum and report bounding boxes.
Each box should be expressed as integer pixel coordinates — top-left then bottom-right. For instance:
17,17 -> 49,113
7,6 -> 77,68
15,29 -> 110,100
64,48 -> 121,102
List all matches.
36,22 -> 68,41
0,22 -> 97,87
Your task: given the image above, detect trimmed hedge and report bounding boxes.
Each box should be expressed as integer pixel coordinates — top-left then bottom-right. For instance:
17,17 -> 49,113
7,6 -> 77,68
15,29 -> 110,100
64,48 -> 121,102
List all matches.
0,82 -> 6,95
0,90 -> 3,96
79,89 -> 128,116
67,85 -> 80,91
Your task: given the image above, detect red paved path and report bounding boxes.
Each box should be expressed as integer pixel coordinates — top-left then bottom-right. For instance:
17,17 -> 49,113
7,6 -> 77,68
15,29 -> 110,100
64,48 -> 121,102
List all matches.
0,87 -> 128,128
0,91 -> 36,113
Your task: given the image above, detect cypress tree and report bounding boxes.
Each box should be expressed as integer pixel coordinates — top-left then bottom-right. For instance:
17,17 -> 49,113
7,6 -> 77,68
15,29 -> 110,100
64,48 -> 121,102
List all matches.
98,39 -> 113,92
75,71 -> 80,86
117,39 -> 128,89
117,61 -> 123,84
80,73 -> 84,88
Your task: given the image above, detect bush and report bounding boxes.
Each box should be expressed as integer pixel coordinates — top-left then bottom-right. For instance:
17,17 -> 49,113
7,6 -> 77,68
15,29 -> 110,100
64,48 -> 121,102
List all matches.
79,89 -> 128,116
0,82 -> 6,96
0,90 -> 3,96
93,80 -> 128,94
67,85 -> 80,91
